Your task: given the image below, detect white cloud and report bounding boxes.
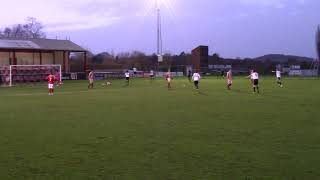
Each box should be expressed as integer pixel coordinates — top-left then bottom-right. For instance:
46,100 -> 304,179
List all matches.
239,0 -> 307,8
240,0 -> 286,8
0,0 -> 136,32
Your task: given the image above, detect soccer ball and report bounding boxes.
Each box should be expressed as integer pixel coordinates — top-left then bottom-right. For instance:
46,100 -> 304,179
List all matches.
102,81 -> 112,87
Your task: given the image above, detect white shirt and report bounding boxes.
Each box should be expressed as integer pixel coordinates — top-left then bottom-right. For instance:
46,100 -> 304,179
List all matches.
125,72 -> 130,78
192,73 -> 201,81
276,70 -> 281,78
252,72 -> 259,80
249,72 -> 254,79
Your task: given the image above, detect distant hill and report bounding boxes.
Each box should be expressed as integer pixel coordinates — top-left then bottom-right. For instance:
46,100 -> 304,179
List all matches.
253,54 -> 314,62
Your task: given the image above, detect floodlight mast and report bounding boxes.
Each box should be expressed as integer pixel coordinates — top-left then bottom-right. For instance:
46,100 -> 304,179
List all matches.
317,26 -> 320,60
157,3 -> 163,62
316,25 -> 320,75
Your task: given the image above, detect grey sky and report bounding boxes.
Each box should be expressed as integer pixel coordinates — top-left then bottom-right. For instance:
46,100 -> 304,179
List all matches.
1,0 -> 319,58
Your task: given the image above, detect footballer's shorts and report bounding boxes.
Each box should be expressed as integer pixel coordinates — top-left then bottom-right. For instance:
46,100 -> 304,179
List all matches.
48,83 -> 54,89
227,80 -> 233,85
167,78 -> 172,83
194,81 -> 199,86
253,79 -> 259,86
89,79 -> 94,84
277,77 -> 281,81
126,77 -> 129,81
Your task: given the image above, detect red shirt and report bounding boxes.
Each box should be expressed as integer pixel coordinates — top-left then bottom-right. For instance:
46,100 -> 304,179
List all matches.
48,75 -> 55,84
89,72 -> 94,80
165,73 -> 171,79
227,71 -> 233,80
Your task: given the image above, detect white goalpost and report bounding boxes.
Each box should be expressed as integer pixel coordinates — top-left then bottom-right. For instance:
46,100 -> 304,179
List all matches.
0,64 -> 62,87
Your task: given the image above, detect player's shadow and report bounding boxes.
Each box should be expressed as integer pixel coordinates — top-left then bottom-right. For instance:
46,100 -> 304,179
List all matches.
122,82 -> 130,87
233,89 -> 249,95
195,90 -> 209,96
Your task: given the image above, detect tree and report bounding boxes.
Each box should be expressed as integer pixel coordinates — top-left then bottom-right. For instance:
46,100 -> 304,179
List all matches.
179,51 -> 186,56
11,24 -> 26,38
212,53 -> 220,61
130,51 -> 149,70
92,52 -> 114,64
3,27 -> 12,37
0,17 -> 46,38
162,53 -> 174,70
24,17 -> 46,38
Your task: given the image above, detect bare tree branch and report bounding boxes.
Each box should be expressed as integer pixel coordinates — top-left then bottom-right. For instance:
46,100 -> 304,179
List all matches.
0,17 -> 46,38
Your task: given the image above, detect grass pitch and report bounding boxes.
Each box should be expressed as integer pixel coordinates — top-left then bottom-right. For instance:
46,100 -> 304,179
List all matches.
0,77 -> 320,179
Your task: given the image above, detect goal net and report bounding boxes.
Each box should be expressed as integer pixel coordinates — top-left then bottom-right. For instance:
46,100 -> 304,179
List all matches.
0,65 -> 62,87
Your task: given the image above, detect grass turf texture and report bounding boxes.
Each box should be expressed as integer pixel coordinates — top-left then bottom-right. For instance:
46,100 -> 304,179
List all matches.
0,77 -> 320,179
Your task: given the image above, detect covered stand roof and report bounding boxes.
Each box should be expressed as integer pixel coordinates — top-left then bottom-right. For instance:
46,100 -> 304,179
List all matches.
0,38 -> 86,52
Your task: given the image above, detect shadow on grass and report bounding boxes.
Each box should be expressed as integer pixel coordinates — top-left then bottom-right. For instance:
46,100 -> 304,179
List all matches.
195,90 -> 209,96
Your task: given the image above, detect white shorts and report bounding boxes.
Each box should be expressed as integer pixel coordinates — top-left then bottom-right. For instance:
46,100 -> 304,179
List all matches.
167,78 -> 171,83
89,79 -> 94,84
48,84 -> 54,89
228,80 -> 233,85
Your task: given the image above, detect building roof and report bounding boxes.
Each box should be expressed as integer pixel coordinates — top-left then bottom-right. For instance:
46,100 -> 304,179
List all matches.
0,38 -> 86,52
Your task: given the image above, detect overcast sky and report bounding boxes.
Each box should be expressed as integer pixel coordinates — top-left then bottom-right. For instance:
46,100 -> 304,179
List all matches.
0,0 -> 319,58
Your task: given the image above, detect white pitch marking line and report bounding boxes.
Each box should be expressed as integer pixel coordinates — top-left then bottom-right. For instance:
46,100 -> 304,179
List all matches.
0,89 -> 112,97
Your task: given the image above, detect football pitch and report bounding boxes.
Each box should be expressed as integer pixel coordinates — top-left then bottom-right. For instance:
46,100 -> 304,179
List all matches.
0,77 -> 320,179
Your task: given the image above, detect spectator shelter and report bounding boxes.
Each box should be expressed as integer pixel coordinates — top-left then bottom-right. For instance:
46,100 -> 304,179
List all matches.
0,38 -> 87,73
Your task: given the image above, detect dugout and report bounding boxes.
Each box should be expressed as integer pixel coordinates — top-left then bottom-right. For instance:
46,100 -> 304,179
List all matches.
0,38 -> 88,73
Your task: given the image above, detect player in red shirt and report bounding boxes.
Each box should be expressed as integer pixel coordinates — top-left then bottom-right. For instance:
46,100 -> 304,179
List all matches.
165,70 -> 172,90
88,71 -> 94,89
227,69 -> 233,90
47,73 -> 56,95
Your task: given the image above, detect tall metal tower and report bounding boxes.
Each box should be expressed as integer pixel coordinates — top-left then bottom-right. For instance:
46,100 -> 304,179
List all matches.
157,2 -> 163,62
317,26 -> 320,60
315,26 -> 320,75
309,26 -> 320,76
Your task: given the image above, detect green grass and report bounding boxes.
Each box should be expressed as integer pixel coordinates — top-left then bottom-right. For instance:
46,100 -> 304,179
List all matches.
0,77 -> 320,179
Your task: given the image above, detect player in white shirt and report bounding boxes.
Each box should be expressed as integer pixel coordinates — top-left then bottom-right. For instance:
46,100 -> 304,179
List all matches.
272,69 -> 283,87
247,70 -> 254,85
125,71 -> 130,85
150,70 -> 155,81
251,70 -> 260,93
192,71 -> 201,89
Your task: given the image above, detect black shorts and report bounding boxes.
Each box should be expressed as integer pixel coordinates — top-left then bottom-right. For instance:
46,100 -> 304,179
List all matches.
277,77 -> 281,81
150,75 -> 154,78
126,77 -> 129,81
253,79 -> 259,85
194,81 -> 199,85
